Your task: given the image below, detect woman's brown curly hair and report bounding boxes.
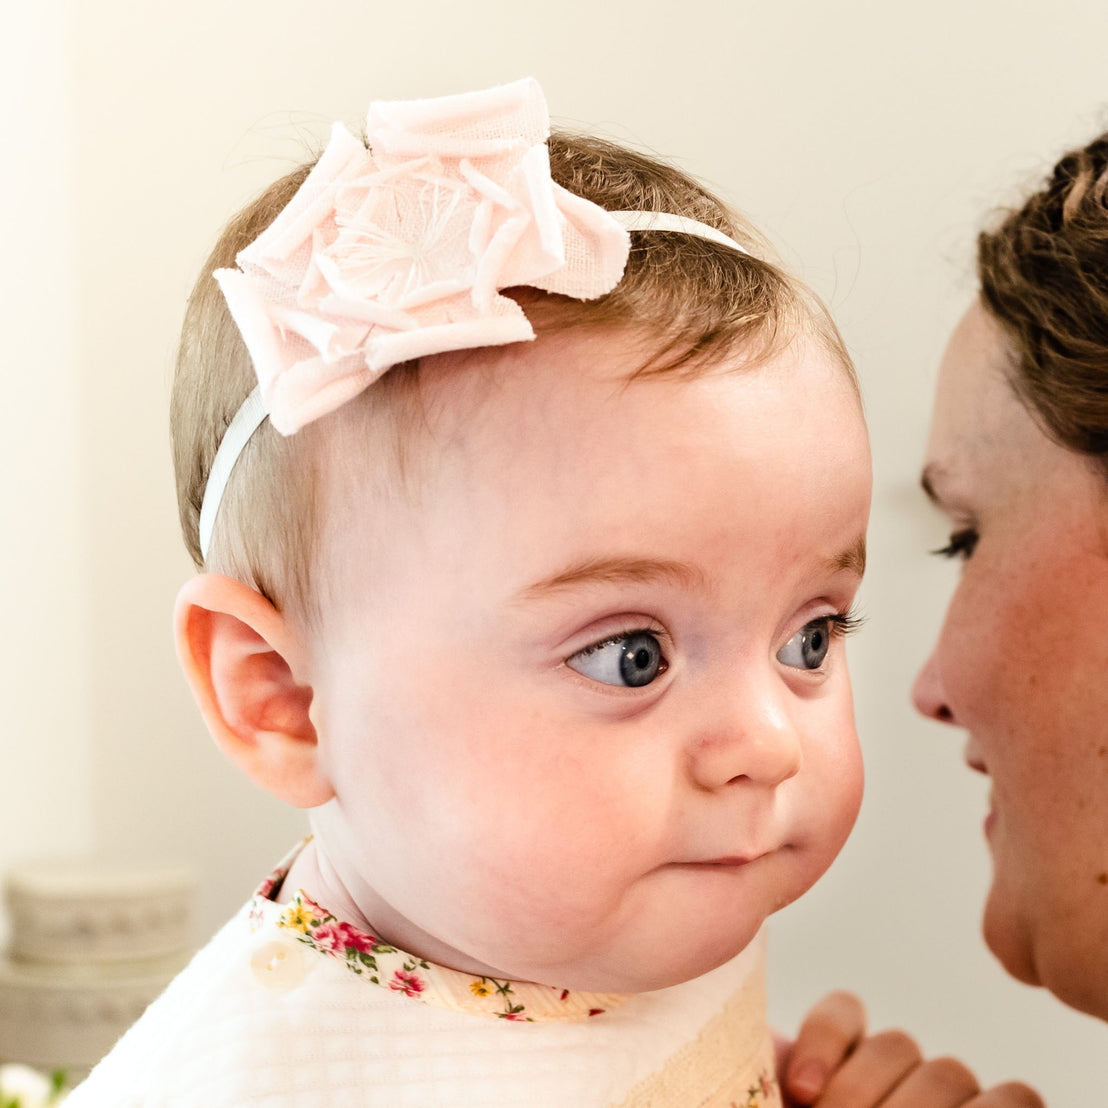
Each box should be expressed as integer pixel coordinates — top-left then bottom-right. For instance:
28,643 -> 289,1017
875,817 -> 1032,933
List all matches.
978,133 -> 1108,474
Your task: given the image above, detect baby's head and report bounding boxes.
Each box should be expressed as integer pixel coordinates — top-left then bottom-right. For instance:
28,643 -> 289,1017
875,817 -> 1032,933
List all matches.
172,81 -> 870,994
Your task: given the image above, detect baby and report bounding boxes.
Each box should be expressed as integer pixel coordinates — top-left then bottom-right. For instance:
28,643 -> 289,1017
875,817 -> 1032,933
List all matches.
68,79 -> 870,1106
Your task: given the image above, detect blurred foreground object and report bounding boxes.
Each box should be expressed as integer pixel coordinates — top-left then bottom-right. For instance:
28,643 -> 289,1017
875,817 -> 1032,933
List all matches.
0,859 -> 195,1081
0,1062 -> 68,1105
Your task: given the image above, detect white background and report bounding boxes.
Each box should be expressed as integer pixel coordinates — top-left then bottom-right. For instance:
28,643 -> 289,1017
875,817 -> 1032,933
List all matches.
2,1 -> 1105,1102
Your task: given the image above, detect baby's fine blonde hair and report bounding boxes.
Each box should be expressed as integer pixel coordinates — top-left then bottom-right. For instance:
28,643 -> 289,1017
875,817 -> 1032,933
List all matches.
172,131 -> 855,617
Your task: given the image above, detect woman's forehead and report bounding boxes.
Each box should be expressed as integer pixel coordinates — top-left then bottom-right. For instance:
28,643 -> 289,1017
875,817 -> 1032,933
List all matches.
929,304 -> 1029,469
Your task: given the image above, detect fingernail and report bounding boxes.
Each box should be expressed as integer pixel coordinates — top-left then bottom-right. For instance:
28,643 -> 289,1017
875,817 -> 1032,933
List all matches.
789,1061 -> 826,1101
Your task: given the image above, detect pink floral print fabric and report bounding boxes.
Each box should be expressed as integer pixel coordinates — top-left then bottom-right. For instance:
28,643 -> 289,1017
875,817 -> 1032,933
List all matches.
251,843 -> 628,1022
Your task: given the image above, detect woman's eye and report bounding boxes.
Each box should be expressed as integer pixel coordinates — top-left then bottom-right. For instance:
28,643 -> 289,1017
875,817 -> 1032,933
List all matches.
932,528 -> 979,561
776,618 -> 834,671
567,631 -> 668,688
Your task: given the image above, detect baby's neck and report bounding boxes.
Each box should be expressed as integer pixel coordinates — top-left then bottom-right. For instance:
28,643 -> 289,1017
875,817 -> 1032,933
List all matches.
279,839 -> 377,935
279,838 -> 512,982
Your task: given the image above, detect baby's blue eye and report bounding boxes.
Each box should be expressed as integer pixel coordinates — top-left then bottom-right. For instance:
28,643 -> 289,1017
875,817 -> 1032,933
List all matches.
567,631 -> 667,687
776,618 -> 833,671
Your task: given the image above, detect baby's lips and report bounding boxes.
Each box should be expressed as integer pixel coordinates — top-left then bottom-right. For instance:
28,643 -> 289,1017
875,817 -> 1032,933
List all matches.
672,846 -> 775,868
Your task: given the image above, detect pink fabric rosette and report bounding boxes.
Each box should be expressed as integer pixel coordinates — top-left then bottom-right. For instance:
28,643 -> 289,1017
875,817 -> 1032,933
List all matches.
214,78 -> 632,435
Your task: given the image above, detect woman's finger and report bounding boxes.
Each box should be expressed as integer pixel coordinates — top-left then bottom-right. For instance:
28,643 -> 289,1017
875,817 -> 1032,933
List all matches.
867,1058 -> 1044,1108
966,1082 -> 1046,1108
782,990 -> 868,1103
798,1027 -> 922,1107
878,1055 -> 980,1106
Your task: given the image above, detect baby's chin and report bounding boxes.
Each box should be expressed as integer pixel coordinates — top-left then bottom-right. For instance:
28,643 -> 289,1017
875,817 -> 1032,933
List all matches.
497,914 -> 770,996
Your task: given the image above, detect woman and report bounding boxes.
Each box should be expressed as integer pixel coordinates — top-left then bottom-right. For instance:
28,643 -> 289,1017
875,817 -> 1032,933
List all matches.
913,131 -> 1108,1025
779,131 -> 1108,1107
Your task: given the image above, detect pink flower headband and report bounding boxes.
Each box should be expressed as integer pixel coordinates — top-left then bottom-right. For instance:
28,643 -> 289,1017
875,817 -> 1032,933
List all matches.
199,78 -> 747,558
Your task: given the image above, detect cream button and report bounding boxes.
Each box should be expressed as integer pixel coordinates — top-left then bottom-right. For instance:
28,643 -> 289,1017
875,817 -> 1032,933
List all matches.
250,938 -> 309,990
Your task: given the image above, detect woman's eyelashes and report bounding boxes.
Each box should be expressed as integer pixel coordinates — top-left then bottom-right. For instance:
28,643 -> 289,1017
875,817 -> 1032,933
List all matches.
932,527 -> 979,561
566,630 -> 668,687
775,612 -> 861,672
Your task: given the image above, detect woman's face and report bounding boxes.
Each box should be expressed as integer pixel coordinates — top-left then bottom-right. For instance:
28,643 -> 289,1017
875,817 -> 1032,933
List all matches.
913,300 -> 1108,1020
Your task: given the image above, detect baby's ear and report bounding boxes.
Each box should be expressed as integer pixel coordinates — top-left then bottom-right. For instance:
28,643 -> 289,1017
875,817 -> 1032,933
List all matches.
174,574 -> 334,809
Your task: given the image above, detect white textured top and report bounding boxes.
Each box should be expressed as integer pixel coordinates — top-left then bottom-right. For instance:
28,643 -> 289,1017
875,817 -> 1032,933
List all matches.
65,880 -> 780,1107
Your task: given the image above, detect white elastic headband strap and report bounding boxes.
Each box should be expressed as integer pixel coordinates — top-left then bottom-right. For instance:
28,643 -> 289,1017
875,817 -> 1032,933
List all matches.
198,385 -> 267,559
608,210 -> 748,254
197,209 -> 748,560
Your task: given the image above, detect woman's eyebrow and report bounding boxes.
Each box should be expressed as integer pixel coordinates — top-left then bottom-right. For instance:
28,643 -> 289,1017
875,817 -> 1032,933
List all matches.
921,462 -> 979,519
514,556 -> 707,602
920,463 -> 945,506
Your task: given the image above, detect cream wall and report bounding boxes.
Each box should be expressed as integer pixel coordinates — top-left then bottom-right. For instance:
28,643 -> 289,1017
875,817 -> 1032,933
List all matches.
1,3 -> 90,941
4,0 -> 1106,1101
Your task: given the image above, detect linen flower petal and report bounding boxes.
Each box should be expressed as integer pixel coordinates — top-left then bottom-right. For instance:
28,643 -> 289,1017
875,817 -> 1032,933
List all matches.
460,149 -> 565,300
213,267 -> 311,400
365,78 -> 548,163
264,352 -> 382,436
532,182 -> 632,299
365,298 -> 536,374
241,123 -> 372,272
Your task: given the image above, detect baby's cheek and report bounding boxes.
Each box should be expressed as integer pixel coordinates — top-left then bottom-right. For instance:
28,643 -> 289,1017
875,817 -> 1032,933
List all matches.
837,734 -> 865,828
797,714 -> 863,879
455,768 -> 654,929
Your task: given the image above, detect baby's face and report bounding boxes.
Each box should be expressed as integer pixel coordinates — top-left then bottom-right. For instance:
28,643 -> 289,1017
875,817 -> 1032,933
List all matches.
307,325 -> 870,993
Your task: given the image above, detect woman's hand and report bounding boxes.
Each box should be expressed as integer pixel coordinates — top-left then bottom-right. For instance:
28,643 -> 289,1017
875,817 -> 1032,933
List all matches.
779,991 -> 1044,1107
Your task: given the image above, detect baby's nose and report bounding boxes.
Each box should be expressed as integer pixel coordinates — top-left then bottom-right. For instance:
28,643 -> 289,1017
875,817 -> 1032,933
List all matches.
686,681 -> 802,790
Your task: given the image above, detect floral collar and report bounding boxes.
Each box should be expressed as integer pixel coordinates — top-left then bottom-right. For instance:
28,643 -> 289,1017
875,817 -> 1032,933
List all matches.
250,842 -> 629,1023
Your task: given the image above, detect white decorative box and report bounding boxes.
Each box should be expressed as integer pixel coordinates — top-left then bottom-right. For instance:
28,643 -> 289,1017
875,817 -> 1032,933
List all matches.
0,858 -> 195,1080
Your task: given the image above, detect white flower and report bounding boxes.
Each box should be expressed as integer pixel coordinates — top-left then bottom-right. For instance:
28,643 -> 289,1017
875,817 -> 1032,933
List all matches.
214,78 -> 630,435
0,1064 -> 65,1106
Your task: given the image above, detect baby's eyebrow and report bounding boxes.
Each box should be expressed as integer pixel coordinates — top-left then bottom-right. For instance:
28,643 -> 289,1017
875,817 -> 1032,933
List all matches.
826,535 -> 867,578
515,556 -> 707,602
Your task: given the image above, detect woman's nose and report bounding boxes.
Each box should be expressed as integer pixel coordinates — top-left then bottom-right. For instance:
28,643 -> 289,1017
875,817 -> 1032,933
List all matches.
687,679 -> 803,790
912,648 -> 957,724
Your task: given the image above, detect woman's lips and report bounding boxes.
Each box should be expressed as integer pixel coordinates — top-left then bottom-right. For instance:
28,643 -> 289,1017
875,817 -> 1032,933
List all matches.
963,741 -> 995,835
984,786 -> 997,837
963,737 -> 988,775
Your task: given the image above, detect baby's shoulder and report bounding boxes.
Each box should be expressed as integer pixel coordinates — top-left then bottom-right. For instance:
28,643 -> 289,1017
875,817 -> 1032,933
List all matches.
63,901 -> 368,1106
